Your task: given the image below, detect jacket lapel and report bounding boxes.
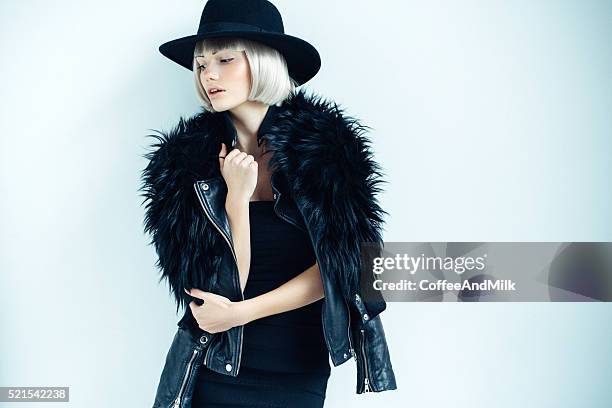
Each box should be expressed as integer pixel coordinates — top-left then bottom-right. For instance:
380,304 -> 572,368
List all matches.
141,88 -> 388,318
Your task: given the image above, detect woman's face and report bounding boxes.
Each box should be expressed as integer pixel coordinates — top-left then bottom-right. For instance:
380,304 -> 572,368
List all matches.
196,49 -> 252,112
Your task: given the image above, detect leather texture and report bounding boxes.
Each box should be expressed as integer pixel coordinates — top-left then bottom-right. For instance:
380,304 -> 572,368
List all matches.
141,89 -> 397,407
152,328 -> 210,408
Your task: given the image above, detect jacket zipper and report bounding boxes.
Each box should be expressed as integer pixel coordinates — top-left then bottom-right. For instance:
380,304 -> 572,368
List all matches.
347,301 -> 356,360
170,348 -> 198,408
193,183 -> 239,263
193,182 -> 245,375
361,329 -> 373,393
203,339 -> 212,367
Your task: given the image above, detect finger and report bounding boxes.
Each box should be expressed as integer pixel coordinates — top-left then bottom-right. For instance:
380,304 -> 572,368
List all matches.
225,148 -> 242,162
229,151 -> 247,165
240,155 -> 255,167
189,288 -> 208,300
219,143 -> 227,167
206,292 -> 231,303
184,288 -> 196,299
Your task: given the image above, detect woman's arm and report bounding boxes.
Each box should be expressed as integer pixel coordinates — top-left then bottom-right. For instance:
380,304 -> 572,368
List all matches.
225,193 -> 251,294
186,261 -> 324,333
225,191 -> 326,321
238,261 -> 324,324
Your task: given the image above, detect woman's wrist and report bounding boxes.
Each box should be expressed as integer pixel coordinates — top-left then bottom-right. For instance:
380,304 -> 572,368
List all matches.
225,191 -> 250,211
234,298 -> 258,325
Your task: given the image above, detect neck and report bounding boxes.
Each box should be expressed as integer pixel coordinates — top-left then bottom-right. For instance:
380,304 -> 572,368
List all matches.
227,101 -> 270,156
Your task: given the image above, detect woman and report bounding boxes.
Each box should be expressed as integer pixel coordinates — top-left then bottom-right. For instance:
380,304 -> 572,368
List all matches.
141,1 -> 397,407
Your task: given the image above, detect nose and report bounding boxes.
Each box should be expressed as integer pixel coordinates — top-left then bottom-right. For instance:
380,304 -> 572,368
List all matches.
204,69 -> 219,81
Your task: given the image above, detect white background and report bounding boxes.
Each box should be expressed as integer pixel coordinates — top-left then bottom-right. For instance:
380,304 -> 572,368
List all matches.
1,0 -> 611,406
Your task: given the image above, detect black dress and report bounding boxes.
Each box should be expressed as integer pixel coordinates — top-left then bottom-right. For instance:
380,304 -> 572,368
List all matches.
192,200 -> 331,408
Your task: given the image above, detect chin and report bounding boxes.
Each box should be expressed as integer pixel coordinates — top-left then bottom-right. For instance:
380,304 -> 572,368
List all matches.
210,101 -> 228,112
213,99 -> 247,112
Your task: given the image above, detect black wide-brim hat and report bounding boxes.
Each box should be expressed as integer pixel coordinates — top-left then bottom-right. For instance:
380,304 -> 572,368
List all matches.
159,0 -> 321,86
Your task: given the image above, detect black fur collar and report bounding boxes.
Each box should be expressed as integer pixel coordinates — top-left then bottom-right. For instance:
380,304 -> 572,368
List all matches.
140,89 -> 388,311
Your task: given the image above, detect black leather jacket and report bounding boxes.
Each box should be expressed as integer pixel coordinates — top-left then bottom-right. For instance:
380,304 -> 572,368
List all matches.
141,90 -> 397,407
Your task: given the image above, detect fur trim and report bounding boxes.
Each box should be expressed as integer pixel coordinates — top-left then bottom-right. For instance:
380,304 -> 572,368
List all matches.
139,89 -> 388,311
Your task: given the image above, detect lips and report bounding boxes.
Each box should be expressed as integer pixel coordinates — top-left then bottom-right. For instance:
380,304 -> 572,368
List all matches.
208,88 -> 225,95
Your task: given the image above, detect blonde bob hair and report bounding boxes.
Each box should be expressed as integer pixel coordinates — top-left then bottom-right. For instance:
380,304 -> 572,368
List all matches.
193,37 -> 298,112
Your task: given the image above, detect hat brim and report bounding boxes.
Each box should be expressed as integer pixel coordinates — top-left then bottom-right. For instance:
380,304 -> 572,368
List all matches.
159,31 -> 321,86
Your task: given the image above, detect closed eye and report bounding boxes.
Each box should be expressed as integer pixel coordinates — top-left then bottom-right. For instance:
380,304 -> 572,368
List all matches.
198,58 -> 234,70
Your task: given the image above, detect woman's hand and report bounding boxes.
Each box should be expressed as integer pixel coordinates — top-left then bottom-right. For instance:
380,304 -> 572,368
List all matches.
184,288 -> 249,333
218,143 -> 258,203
